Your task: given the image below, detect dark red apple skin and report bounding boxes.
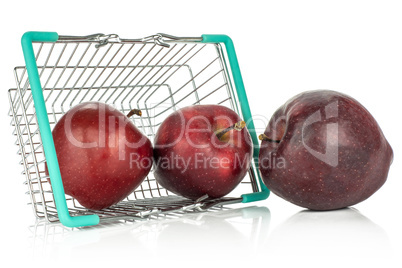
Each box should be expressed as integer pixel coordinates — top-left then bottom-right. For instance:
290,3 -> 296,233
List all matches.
259,90 -> 393,210
153,105 -> 253,200
45,102 -> 153,210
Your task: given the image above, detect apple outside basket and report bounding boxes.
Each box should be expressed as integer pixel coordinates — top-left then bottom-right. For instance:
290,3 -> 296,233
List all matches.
8,32 -> 269,227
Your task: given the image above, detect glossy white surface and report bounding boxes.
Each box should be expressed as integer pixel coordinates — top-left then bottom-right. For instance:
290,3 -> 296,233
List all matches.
5,200 -> 398,267
1,1 -> 401,267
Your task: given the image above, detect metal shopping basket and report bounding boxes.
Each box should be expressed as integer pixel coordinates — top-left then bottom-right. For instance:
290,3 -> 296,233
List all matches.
8,32 -> 269,228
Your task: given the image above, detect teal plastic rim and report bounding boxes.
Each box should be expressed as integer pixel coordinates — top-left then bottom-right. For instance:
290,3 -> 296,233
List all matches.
201,35 -> 270,203
21,32 -> 100,227
20,32 -> 269,227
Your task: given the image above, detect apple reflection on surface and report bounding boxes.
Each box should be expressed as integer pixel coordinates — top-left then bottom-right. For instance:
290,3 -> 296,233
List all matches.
265,207 -> 391,258
155,206 -> 271,255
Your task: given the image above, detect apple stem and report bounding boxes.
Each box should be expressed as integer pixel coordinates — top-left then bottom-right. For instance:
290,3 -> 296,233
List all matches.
216,121 -> 246,140
127,109 -> 142,118
259,134 -> 281,143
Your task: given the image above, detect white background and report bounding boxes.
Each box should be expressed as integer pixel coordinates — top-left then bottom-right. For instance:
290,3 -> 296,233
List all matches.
1,0 -> 401,267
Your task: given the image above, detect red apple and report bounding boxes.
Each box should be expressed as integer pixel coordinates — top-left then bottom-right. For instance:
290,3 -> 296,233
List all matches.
45,102 -> 153,210
259,90 -> 393,210
153,105 -> 253,200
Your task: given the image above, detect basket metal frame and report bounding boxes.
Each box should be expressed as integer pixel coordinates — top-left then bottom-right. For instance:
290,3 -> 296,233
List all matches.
9,32 -> 269,227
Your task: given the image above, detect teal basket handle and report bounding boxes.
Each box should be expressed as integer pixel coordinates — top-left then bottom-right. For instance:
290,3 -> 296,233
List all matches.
21,32 -> 99,227
201,35 -> 270,202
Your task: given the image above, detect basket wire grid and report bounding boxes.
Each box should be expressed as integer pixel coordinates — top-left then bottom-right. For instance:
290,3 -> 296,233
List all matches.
9,32 -> 268,227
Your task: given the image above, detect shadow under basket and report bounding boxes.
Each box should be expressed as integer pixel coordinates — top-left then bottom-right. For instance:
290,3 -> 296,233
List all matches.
8,32 -> 269,228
